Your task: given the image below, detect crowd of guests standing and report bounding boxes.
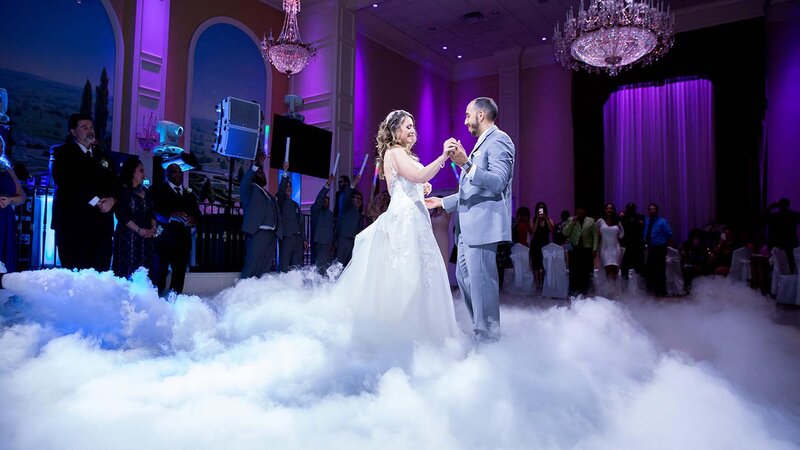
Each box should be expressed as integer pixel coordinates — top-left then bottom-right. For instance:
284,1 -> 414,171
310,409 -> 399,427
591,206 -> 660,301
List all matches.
507,198 -> 799,299
48,113 -> 201,295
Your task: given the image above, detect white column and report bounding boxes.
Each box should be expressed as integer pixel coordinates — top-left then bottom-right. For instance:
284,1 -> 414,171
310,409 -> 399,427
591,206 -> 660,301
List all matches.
129,0 -> 171,178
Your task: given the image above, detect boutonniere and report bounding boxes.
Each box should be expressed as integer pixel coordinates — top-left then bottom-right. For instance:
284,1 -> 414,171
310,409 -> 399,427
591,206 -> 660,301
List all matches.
100,159 -> 109,169
186,187 -> 193,194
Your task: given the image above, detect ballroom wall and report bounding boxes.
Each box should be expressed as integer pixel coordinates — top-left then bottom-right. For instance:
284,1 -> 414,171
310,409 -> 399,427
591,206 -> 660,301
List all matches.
354,34 -> 454,196
518,64 -> 574,218
765,2 -> 800,210
5,0 -> 797,240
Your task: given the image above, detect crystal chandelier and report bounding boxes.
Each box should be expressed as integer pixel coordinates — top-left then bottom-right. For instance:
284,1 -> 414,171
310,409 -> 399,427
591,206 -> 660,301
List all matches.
261,0 -> 317,76
553,0 -> 675,76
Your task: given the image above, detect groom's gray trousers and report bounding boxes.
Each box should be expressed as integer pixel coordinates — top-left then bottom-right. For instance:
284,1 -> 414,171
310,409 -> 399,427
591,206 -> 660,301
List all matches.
456,234 -> 499,334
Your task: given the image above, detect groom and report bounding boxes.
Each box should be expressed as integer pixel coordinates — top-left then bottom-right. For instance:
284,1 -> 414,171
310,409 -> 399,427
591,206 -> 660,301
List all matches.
426,97 -> 516,341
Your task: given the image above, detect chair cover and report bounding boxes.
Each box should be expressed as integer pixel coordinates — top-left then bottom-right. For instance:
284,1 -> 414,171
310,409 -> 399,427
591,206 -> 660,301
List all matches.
770,247 -> 791,297
541,243 -> 568,299
666,247 -> 684,295
509,243 -> 534,293
775,247 -> 799,304
728,246 -> 751,284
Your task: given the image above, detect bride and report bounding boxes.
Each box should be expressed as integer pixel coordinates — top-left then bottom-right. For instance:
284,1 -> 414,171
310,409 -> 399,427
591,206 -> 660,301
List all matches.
334,110 -> 460,345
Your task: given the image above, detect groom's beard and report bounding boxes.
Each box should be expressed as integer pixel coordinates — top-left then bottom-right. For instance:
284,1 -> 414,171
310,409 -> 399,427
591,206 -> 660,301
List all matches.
467,119 -> 480,137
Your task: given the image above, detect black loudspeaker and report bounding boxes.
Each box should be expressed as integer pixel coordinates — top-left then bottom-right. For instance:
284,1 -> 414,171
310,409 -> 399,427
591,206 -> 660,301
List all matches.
213,97 -> 262,160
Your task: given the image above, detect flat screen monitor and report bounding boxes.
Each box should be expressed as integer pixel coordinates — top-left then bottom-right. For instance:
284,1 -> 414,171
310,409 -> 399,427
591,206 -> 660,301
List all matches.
269,114 -> 332,179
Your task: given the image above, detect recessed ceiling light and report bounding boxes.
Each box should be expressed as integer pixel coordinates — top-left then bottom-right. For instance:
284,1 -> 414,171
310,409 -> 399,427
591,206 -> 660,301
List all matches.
442,46 -> 448,50
457,55 -> 463,59
541,37 -> 547,41
372,3 -> 378,7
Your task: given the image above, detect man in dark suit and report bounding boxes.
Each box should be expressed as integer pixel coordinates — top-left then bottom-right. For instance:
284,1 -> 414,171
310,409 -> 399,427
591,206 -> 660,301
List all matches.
277,161 -> 306,271
151,163 -> 201,294
49,113 -> 119,271
240,152 -> 279,278
311,174 -> 335,271
335,184 -> 364,266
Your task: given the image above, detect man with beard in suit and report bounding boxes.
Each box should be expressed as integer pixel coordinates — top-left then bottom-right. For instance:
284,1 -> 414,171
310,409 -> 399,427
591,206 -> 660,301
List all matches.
49,113 -> 119,271
240,152 -> 279,278
151,163 -> 201,294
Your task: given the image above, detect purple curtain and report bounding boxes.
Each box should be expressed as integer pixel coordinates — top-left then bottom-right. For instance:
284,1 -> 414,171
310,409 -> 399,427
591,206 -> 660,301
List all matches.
604,78 -> 715,245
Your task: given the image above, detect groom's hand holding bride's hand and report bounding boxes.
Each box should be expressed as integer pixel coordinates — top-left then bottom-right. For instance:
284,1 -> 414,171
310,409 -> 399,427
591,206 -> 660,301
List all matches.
445,138 -> 468,166
424,197 -> 442,209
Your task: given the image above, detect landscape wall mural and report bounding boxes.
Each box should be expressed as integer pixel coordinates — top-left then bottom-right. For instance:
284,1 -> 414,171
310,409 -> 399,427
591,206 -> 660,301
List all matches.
0,1 -> 116,181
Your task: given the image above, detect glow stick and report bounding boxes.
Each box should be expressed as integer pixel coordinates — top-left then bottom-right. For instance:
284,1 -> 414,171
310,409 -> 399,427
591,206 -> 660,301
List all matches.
450,161 -> 460,181
372,161 -> 380,186
332,152 -> 340,175
358,154 -> 369,177
284,137 -> 291,162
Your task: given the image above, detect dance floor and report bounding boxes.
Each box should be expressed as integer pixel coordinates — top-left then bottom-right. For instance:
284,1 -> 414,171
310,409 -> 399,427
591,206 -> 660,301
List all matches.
1,268 -> 799,450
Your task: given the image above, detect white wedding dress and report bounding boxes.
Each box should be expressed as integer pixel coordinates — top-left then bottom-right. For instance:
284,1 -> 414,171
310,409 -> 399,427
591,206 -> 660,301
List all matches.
334,153 -> 460,345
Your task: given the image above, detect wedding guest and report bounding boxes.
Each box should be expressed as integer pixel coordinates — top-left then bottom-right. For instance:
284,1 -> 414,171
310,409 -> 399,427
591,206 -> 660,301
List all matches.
530,202 -> 554,294
553,210 -> 570,247
644,203 -> 672,297
766,198 -> 800,273
367,190 -> 390,224
430,206 -> 451,266
596,203 -> 625,296
240,152 -> 279,278
151,163 -> 200,295
112,159 -> 156,279
619,202 -> 645,278
680,229 -> 711,292
513,206 -> 530,246
277,161 -> 306,271
311,174 -> 335,270
49,113 -> 119,271
335,184 -> 364,266
563,206 -> 597,295
0,158 -> 26,272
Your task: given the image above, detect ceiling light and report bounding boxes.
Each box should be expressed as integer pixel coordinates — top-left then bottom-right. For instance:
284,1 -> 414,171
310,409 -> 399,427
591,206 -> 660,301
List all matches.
553,0 -> 675,76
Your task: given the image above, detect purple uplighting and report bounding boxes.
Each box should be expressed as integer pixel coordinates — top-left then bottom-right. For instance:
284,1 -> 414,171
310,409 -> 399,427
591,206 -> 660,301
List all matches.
604,78 -> 715,242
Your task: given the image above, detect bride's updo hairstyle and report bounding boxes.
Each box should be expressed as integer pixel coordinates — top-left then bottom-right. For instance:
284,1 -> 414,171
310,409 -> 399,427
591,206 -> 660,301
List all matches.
375,109 -> 416,180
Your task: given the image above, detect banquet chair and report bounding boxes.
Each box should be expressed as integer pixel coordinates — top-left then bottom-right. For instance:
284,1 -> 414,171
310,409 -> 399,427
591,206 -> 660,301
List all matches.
541,243 -> 569,299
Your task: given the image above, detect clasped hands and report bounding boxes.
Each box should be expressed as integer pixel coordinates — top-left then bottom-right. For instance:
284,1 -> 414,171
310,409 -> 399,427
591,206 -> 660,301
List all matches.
442,138 -> 468,166
424,138 -> 467,209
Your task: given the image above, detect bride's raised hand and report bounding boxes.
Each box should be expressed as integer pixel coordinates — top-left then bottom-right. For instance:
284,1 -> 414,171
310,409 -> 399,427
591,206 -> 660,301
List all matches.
442,138 -> 458,158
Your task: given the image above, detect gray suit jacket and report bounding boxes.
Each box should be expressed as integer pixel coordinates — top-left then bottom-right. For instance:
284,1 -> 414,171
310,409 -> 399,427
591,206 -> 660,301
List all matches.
311,186 -> 334,245
335,186 -> 363,239
277,174 -> 305,240
240,167 -> 279,235
442,125 -> 515,246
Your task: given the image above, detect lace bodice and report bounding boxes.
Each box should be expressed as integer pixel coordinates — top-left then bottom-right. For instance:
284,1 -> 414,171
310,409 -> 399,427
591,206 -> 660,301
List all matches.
376,152 -> 436,284
385,152 -> 426,210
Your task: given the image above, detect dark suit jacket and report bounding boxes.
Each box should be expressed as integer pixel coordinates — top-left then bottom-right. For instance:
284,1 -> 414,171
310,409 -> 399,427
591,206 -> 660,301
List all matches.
49,140 -> 119,236
277,175 -> 304,240
150,181 -> 201,233
240,167 -> 279,235
336,186 -> 363,239
311,186 -> 334,245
